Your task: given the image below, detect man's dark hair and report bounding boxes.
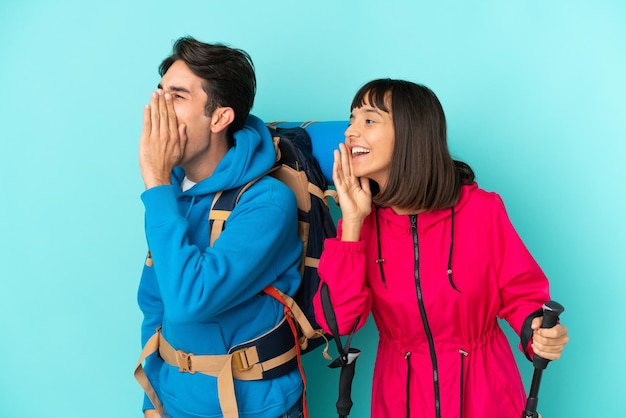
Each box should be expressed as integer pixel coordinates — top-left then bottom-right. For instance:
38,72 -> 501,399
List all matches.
159,36 -> 256,146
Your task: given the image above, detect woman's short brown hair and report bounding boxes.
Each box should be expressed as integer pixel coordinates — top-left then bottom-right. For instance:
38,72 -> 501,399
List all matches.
351,79 -> 474,211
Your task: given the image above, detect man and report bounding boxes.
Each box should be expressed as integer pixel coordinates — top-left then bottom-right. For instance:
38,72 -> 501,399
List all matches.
136,36 -> 303,418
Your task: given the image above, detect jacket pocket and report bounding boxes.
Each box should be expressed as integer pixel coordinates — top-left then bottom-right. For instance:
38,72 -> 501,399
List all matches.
405,351 -> 411,418
459,349 -> 468,418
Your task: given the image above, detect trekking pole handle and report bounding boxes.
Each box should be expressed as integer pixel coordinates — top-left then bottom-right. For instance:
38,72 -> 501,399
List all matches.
336,348 -> 361,417
533,300 -> 565,370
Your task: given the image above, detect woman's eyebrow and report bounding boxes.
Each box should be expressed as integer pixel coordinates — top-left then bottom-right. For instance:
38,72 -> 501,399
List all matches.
363,107 -> 384,116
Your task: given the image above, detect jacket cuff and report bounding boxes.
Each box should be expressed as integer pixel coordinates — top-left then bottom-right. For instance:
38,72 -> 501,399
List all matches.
323,237 -> 365,253
141,185 -> 179,226
520,308 -> 544,361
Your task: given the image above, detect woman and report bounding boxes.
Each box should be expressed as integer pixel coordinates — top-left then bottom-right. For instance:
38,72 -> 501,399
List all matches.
313,79 -> 569,418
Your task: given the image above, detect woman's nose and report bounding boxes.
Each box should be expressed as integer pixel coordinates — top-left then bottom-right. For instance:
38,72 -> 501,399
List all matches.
344,124 -> 357,142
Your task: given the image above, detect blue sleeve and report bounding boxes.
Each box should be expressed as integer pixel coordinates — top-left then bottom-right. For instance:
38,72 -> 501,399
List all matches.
140,181 -> 301,324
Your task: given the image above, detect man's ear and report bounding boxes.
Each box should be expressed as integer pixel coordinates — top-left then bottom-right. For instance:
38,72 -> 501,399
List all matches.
210,107 -> 235,134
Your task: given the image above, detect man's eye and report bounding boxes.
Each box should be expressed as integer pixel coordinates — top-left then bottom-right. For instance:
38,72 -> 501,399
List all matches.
174,94 -> 184,99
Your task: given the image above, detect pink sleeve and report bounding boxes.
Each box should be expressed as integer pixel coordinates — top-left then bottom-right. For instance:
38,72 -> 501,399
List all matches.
313,226 -> 372,336
493,195 -> 551,343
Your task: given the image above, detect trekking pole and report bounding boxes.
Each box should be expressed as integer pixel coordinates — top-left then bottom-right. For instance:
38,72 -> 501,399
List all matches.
330,326 -> 361,418
522,300 -> 565,418
320,283 -> 361,418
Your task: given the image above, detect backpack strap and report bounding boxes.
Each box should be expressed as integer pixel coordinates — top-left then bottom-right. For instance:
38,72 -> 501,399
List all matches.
135,318 -> 299,418
208,183 -> 252,246
265,285 -> 327,418
324,188 -> 338,205
134,329 -> 164,416
264,285 -> 329,355
299,120 -> 319,129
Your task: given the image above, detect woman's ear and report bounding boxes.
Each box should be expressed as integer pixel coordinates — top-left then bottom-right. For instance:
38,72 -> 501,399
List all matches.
210,107 -> 235,134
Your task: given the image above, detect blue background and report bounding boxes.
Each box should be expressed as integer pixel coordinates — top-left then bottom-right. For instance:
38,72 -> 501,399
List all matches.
1,1 -> 624,417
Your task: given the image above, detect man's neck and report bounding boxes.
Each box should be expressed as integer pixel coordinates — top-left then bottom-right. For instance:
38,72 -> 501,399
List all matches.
183,135 -> 230,182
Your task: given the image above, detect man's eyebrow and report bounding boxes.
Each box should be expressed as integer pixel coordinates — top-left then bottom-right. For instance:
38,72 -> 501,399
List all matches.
156,83 -> 191,94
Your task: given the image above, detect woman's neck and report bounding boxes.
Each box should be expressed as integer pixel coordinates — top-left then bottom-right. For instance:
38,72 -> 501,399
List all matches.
391,206 -> 424,216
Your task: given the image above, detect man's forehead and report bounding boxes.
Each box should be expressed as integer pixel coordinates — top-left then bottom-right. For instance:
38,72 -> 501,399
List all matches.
159,60 -> 202,92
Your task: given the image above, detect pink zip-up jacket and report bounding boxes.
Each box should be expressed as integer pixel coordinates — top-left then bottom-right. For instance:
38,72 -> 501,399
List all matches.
313,183 -> 550,418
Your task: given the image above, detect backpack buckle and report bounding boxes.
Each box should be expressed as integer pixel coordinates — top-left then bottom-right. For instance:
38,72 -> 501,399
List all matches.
176,350 -> 195,374
232,348 -> 253,371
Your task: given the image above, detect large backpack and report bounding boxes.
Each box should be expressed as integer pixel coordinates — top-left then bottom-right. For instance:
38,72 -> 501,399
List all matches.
203,123 -> 337,417
208,122 -> 337,352
134,122 -> 347,418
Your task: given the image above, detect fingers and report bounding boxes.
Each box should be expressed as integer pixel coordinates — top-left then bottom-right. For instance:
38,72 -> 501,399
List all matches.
141,104 -> 151,137
339,143 -> 352,179
178,124 -> 188,152
531,317 -> 568,338
532,323 -> 569,361
158,91 -> 170,139
530,316 -> 542,331
532,338 -> 567,360
333,143 -> 357,186
533,324 -> 569,344
332,149 -> 343,186
150,91 -> 159,137
138,89 -> 182,189
165,92 -> 179,140
148,90 -> 183,155
149,89 -> 178,141
535,323 -> 569,340
532,344 -> 563,361
532,317 -> 568,338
